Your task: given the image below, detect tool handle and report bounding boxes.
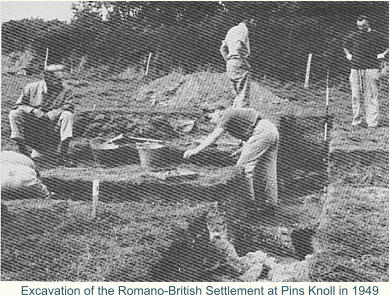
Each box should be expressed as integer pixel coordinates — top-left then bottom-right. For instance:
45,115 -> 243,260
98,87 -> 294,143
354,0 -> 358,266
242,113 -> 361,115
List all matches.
127,136 -> 164,143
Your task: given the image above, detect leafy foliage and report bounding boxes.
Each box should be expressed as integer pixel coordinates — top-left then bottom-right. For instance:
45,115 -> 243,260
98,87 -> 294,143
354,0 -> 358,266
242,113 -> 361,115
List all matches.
1,2 -> 388,80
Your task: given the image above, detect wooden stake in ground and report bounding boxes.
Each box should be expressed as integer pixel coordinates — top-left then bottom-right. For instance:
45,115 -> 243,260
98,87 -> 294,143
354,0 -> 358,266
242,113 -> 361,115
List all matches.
324,69 -> 330,142
323,69 -> 330,194
145,52 -> 152,76
92,179 -> 100,219
44,48 -> 49,69
304,53 -> 313,89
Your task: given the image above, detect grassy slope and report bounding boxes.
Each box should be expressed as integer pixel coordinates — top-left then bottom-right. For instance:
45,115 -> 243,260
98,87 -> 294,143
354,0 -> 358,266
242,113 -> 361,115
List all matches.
312,185 -> 388,281
0,72 -> 317,148
310,79 -> 389,281
1,71 -> 388,281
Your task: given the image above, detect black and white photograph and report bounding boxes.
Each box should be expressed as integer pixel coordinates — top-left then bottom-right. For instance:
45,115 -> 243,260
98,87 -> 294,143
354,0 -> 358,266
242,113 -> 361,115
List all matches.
1,1 -> 389,283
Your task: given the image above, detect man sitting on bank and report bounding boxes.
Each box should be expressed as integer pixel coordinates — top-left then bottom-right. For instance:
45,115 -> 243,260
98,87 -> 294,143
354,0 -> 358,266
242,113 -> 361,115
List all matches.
9,65 -> 75,167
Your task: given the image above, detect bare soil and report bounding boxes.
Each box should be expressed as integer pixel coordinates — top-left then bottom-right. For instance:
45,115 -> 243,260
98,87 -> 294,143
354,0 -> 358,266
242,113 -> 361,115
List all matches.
1,71 -> 388,281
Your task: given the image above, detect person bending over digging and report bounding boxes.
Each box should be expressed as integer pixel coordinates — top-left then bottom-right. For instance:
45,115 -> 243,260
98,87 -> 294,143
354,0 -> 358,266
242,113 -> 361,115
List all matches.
184,106 -> 279,253
9,65 -> 76,167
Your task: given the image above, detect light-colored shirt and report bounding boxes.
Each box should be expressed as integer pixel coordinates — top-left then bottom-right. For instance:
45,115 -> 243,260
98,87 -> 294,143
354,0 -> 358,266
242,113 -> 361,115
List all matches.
15,80 -> 74,113
220,22 -> 250,60
15,81 -> 47,113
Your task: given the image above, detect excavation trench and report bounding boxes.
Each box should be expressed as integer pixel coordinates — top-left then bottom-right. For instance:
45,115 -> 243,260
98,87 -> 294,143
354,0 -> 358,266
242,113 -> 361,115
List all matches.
42,114 -> 330,199
150,115 -> 331,281
33,115 -> 331,281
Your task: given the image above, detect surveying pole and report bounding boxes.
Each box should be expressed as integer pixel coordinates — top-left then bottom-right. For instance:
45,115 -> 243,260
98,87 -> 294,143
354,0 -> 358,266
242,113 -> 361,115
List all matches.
44,48 -> 49,69
324,69 -> 330,143
304,53 -> 313,89
323,69 -> 331,195
145,52 -> 152,76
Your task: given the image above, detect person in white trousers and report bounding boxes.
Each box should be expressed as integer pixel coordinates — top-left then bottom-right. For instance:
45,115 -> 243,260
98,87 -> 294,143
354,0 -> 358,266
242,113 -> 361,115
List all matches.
343,15 -> 388,128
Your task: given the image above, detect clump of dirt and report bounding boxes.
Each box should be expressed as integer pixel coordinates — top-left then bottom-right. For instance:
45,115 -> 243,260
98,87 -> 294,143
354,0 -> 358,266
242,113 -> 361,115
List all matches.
135,72 -> 283,111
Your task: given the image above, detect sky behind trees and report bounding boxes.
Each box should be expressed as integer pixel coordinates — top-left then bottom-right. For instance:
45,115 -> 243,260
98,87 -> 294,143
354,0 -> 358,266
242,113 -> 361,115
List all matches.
1,1 -> 73,22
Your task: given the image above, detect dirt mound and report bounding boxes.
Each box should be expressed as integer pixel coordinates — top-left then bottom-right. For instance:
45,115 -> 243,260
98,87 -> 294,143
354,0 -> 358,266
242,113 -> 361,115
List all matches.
135,72 -> 283,111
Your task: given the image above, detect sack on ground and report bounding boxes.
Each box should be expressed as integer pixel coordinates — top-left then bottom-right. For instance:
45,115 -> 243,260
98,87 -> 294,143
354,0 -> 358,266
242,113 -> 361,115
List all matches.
1,151 -> 36,170
1,164 -> 49,199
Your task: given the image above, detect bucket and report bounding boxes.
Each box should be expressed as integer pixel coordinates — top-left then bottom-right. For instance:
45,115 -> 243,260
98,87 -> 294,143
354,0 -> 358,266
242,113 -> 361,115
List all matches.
136,142 -> 166,169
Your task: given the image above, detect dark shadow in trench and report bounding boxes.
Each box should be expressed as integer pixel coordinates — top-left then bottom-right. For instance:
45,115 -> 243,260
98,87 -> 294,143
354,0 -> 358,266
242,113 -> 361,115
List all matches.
148,213 -> 236,282
277,115 -> 331,203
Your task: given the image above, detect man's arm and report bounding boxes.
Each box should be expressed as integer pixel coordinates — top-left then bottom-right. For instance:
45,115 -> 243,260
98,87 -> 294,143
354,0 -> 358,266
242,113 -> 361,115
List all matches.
239,23 -> 250,56
220,41 -> 229,61
15,86 -> 35,113
342,33 -> 353,61
14,83 -> 47,117
343,47 -> 353,60
374,30 -> 389,59
184,127 -> 225,158
61,89 -> 75,112
237,40 -> 250,59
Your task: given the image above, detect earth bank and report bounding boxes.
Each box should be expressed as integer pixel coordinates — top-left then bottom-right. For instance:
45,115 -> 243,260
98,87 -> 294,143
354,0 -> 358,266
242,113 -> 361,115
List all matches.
1,71 -> 388,281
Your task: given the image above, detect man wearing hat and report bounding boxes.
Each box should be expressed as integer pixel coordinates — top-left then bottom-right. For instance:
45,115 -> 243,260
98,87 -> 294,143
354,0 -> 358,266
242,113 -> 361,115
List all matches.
343,15 -> 388,128
220,17 -> 255,108
184,106 -> 279,253
8,65 -> 75,166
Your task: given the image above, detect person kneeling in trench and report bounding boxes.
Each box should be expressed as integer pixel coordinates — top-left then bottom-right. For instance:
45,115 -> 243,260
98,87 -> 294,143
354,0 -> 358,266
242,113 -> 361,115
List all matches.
184,106 -> 279,253
8,65 -> 75,167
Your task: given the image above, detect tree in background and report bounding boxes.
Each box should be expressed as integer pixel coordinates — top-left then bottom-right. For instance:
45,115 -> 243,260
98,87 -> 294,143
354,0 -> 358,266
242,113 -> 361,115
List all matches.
2,1 -> 388,81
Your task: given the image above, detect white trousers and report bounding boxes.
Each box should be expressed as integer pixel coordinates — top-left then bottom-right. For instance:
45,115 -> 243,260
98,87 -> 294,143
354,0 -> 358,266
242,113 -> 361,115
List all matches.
350,69 -> 380,127
9,108 -> 74,142
226,58 -> 251,108
237,119 -> 279,205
